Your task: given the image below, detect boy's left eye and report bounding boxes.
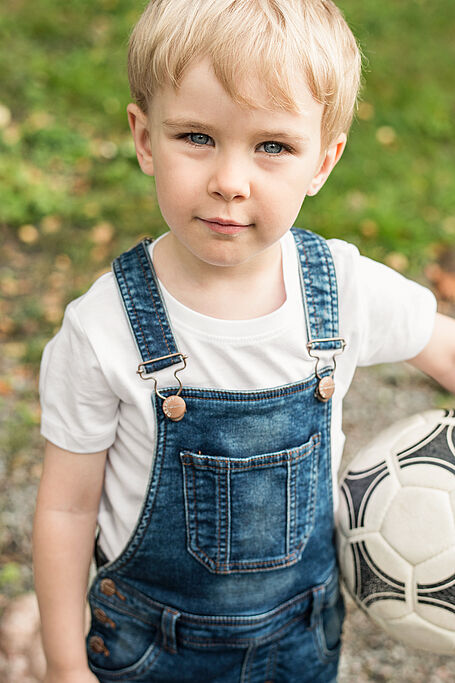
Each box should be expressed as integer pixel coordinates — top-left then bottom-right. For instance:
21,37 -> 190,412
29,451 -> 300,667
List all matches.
259,141 -> 293,155
188,133 -> 212,145
261,141 -> 284,154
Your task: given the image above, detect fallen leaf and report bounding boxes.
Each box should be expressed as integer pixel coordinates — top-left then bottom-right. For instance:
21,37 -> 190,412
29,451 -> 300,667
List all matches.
18,225 -> 39,245
385,252 -> 409,272
91,221 -> 114,245
0,380 -> 13,396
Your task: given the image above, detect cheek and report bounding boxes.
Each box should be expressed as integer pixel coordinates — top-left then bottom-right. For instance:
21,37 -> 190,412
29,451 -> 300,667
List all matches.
261,176 -> 309,215
155,156 -> 203,199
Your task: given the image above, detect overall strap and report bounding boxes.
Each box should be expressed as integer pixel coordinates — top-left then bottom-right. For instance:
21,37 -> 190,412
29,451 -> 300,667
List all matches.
291,227 -> 345,355
112,239 -> 184,376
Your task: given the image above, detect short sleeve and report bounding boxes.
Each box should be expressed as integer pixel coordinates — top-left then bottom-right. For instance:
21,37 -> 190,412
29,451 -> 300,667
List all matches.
329,239 -> 437,367
39,304 -> 119,453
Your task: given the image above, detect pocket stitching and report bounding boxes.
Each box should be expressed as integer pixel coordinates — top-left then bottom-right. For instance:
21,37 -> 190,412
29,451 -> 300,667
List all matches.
181,435 -> 321,573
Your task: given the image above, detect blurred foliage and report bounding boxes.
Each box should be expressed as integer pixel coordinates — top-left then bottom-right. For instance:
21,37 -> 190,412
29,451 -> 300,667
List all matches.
1,0 -> 455,261
0,0 -> 454,361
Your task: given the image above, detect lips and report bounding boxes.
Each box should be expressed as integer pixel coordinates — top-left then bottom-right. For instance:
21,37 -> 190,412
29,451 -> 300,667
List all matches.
203,217 -> 250,227
199,217 -> 252,235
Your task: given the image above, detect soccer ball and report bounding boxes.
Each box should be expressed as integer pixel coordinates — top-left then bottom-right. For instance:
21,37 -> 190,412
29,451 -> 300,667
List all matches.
337,409 -> 455,654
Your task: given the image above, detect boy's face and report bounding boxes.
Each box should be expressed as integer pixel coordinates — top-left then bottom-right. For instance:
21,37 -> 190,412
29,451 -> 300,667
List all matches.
128,58 -> 345,272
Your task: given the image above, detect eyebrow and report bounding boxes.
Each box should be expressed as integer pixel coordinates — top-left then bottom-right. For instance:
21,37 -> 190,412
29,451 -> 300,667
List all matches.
163,118 -> 218,134
162,118 -> 309,143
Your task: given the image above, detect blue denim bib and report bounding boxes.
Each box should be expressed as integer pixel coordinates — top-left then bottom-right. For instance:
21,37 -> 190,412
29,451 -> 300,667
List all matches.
87,228 -> 345,683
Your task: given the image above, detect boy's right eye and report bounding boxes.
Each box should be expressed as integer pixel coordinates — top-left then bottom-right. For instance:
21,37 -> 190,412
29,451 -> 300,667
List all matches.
187,133 -> 212,146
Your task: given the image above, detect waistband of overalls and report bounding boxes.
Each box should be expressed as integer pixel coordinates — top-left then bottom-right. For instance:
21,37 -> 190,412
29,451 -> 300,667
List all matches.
89,567 -> 339,650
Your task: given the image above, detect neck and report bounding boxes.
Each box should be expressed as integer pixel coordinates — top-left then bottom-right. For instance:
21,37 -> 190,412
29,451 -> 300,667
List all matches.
153,233 -> 286,320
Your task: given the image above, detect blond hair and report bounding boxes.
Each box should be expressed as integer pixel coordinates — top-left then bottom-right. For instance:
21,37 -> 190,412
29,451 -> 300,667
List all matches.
128,0 -> 362,147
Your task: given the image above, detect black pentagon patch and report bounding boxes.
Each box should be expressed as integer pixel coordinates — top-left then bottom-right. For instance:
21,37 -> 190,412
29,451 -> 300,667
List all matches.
351,540 -> 406,607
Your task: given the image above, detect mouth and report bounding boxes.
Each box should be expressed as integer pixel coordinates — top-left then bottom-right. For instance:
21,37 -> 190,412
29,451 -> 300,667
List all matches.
199,217 -> 252,235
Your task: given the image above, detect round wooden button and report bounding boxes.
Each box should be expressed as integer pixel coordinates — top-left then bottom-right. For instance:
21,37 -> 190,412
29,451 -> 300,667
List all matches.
89,635 -> 109,656
100,578 -> 116,597
162,395 -> 186,421
316,376 -> 335,401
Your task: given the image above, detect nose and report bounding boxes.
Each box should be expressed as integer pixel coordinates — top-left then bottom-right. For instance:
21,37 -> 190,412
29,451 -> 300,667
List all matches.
207,153 -> 251,201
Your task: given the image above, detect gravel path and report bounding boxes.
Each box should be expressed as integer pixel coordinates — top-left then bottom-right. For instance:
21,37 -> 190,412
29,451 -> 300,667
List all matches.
0,361 -> 454,681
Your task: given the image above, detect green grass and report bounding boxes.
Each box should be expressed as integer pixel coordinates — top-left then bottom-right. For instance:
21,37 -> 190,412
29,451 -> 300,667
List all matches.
0,0 -> 454,314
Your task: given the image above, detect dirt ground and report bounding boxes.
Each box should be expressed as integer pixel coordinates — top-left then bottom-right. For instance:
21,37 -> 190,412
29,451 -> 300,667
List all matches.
0,361 -> 454,681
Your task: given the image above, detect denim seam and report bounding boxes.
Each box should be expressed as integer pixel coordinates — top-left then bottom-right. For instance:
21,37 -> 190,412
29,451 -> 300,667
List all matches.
190,462 -> 199,553
240,644 -> 254,683
117,259 -> 152,359
322,246 -> 336,337
180,439 -> 320,469
136,248 -> 173,357
216,462 -> 223,564
107,415 -> 168,572
176,382 -> 322,402
225,462 -> 231,567
180,611 -> 308,649
300,240 -> 320,338
286,460 -> 291,556
265,641 -> 279,682
181,454 -> 314,471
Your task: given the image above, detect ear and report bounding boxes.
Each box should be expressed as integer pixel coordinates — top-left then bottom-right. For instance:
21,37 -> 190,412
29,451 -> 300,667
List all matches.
306,133 -> 347,197
127,103 -> 155,176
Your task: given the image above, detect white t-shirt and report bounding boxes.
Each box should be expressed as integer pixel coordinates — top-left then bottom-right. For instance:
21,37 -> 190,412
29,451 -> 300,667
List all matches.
39,231 -> 437,560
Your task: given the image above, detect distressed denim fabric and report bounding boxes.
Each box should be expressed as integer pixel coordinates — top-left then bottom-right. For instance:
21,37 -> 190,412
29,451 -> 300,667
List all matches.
87,228 -> 345,682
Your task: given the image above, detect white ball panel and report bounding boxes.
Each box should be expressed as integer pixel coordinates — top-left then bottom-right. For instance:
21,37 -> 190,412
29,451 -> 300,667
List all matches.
421,409 -> 455,427
381,613 -> 455,654
345,446 -> 389,474
368,596 -> 410,620
415,546 -> 455,585
360,473 -> 400,533
398,463 -> 455,492
359,532 -> 412,586
416,602 -> 455,632
381,487 -> 454,565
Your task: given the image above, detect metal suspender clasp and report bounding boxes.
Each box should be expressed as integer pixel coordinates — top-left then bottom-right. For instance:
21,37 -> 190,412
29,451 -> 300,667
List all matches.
136,352 -> 188,379
137,353 -> 188,421
306,337 -> 346,403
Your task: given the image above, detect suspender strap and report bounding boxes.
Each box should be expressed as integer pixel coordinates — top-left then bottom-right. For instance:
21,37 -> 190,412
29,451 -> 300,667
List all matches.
112,229 -> 344,377
112,239 -> 183,375
291,227 -> 344,354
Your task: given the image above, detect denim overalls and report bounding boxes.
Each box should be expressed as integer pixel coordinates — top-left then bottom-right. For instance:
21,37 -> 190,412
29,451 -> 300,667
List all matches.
87,228 -> 346,683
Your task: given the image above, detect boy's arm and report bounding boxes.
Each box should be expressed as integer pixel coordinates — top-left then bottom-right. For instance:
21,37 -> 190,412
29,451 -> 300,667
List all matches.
33,440 -> 107,683
408,312 -> 455,393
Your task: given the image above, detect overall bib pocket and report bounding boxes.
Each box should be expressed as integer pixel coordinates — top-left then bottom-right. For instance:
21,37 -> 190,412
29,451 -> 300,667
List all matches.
180,433 -> 321,573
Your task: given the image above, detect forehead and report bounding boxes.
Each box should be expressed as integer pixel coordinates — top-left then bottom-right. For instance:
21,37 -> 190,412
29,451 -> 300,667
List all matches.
149,58 -> 324,135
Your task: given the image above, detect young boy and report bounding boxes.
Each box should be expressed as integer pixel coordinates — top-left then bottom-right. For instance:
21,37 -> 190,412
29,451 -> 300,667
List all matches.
33,1 -> 455,681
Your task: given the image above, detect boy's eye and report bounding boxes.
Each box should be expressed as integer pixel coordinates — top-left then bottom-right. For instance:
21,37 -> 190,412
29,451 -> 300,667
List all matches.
262,141 -> 284,154
189,133 -> 212,145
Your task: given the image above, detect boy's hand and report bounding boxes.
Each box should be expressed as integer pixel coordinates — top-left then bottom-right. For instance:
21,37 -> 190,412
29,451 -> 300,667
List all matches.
44,668 -> 99,683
